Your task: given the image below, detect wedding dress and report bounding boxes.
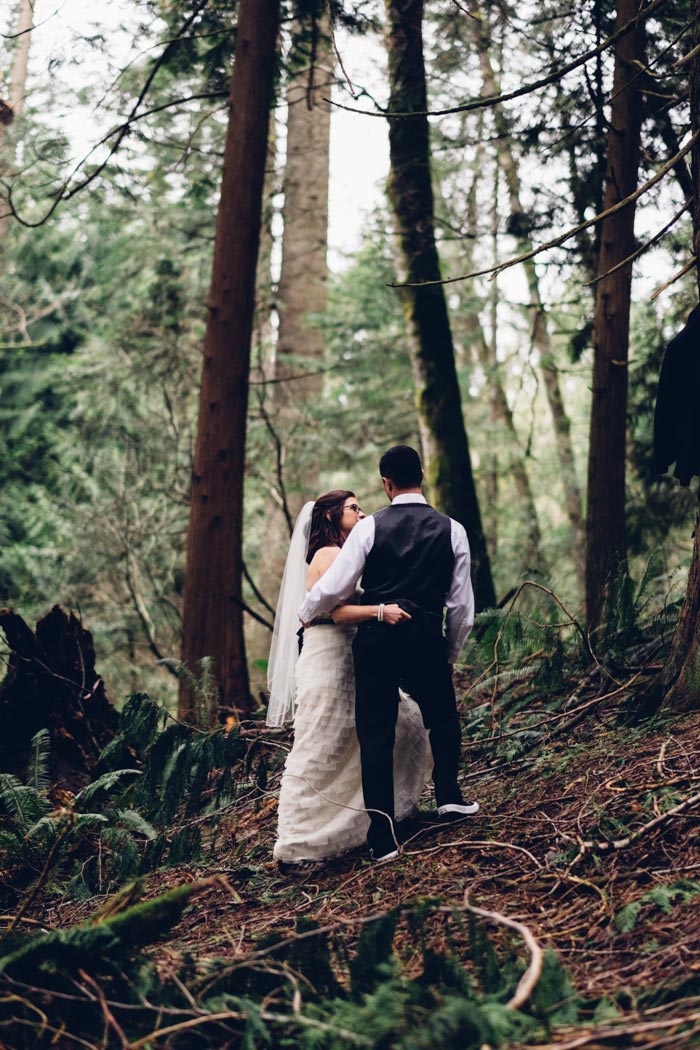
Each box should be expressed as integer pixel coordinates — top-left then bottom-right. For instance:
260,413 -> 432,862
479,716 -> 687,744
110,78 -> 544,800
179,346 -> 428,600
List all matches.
273,622 -> 431,863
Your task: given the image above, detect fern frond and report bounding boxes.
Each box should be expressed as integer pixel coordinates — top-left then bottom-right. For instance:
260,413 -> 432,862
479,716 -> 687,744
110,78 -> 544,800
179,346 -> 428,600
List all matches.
27,729 -> 51,795
0,775 -> 50,831
97,827 -> 142,886
74,769 -> 141,809
24,814 -> 64,857
119,693 -> 163,749
0,828 -> 23,863
73,814 -> 109,831
112,809 -> 157,839
476,664 -> 541,695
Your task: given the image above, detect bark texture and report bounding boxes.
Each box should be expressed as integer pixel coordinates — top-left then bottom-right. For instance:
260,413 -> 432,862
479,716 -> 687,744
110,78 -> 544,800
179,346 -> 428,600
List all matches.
0,0 -> 33,241
246,13 -> 334,683
0,607 -> 118,787
0,0 -> 32,141
384,0 -> 495,610
660,0 -> 700,713
179,0 -> 280,720
585,0 -> 645,627
470,0 -> 583,592
276,14 -> 333,413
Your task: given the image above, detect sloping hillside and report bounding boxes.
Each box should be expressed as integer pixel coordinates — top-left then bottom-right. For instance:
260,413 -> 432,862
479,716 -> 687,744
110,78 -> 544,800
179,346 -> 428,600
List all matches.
4,650 -> 699,1049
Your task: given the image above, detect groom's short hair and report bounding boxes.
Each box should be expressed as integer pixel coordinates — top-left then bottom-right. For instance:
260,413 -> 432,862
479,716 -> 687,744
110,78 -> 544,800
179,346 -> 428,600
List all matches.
379,445 -> 423,488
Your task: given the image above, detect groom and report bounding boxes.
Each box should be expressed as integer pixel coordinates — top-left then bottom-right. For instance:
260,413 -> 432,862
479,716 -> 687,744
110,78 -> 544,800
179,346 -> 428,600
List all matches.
299,445 -> 478,862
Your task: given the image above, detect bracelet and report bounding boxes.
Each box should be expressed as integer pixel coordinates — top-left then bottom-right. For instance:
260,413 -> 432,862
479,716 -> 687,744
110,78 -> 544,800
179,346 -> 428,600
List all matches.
377,604 -> 385,622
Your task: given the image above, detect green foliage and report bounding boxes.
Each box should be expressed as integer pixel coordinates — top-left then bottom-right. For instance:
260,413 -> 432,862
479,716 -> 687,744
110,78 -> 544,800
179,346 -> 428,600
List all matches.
26,729 -> 51,794
613,880 -> 700,934
158,655 -> 220,729
350,910 -> 400,997
0,695 -> 243,900
530,948 -> 579,1027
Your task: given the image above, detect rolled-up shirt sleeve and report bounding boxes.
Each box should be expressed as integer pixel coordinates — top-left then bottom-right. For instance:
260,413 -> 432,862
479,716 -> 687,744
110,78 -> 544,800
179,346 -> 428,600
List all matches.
445,520 -> 474,663
298,517 -> 375,624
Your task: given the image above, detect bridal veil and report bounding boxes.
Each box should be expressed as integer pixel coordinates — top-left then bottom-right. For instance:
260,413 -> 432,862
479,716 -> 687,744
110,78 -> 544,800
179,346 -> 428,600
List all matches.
266,501 -> 314,726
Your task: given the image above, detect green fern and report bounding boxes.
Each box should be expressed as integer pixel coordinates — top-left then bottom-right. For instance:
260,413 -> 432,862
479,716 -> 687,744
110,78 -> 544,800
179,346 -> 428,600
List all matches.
74,769 -> 141,809
0,775 -> 50,832
27,729 -> 51,794
110,810 -> 157,839
614,881 -> 700,933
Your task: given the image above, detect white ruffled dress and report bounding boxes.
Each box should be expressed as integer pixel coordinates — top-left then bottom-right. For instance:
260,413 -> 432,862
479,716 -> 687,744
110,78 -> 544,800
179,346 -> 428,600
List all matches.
273,623 -> 432,863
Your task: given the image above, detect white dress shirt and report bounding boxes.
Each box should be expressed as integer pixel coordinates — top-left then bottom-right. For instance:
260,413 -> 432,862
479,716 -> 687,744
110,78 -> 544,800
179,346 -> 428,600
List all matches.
298,493 -> 474,663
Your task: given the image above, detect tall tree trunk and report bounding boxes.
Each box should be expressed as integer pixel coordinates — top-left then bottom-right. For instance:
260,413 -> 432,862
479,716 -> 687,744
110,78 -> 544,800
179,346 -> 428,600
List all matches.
0,0 -> 33,240
585,0 -> 644,628
469,0 -> 584,594
247,11 -> 334,684
276,13 -> 333,422
660,0 -> 700,713
179,0 -> 280,721
384,0 -> 495,610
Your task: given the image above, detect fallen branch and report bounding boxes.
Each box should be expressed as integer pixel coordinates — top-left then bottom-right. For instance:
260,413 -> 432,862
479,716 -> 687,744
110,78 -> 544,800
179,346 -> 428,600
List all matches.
405,837 -> 543,869
581,790 -> 700,854
530,1008 -> 700,1049
462,894 -> 544,1011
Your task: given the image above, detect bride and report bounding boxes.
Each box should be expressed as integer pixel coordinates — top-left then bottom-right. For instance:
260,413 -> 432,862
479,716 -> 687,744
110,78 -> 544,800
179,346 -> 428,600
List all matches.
267,490 -> 431,868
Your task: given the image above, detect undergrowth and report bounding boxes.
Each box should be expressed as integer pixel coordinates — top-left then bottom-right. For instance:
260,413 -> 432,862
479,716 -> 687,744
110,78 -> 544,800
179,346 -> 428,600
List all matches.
0,578 -> 697,1047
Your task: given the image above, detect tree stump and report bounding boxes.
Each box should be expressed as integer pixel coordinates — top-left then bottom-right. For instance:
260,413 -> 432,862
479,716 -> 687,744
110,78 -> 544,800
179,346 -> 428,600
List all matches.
0,606 -> 118,786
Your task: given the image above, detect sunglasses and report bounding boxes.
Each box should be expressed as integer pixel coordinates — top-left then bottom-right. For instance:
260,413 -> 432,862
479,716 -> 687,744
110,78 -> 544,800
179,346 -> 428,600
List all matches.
343,503 -> 363,513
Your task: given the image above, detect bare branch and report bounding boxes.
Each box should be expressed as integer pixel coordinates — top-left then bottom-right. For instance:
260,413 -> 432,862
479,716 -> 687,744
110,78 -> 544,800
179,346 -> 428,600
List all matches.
391,129 -> 700,287
326,0 -> 672,121
584,199 -> 691,286
462,895 -> 544,1010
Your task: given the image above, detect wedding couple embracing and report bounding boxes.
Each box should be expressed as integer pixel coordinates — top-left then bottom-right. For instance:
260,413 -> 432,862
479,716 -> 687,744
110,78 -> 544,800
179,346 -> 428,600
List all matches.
266,445 -> 479,870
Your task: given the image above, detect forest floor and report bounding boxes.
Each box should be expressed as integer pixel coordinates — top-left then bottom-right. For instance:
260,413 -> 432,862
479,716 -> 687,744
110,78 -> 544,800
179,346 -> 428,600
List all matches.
26,662 -> 700,1049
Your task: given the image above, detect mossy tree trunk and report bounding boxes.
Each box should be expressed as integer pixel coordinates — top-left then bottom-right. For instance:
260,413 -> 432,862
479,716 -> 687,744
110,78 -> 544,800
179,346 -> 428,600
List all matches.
384,0 -> 495,610
661,0 -> 700,713
179,0 -> 280,721
585,0 -> 645,628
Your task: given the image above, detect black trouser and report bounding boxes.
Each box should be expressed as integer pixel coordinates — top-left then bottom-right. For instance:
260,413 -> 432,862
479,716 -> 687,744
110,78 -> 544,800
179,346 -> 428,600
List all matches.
352,608 -> 463,852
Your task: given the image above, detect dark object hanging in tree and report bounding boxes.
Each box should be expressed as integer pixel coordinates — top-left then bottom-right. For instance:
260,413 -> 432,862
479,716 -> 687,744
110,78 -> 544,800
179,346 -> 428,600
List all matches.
0,606 -> 118,786
653,305 -> 700,485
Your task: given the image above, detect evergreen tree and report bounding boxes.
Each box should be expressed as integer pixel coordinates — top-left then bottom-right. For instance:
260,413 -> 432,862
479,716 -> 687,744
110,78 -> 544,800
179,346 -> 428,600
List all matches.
179,0 -> 280,720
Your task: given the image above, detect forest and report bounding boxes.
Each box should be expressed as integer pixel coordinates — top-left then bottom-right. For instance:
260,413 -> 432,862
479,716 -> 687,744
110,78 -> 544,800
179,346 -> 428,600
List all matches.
1,0 -> 700,1046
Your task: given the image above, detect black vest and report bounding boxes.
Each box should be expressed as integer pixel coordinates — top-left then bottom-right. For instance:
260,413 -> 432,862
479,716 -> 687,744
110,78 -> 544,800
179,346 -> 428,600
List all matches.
361,503 -> 454,615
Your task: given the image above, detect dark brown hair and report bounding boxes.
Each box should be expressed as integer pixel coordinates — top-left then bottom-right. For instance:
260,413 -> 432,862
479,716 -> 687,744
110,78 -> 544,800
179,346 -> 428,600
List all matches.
379,445 -> 422,489
306,490 -> 355,564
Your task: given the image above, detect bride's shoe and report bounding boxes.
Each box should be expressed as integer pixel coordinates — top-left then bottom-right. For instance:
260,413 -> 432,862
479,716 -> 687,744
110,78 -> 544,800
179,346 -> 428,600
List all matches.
277,858 -> 324,877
